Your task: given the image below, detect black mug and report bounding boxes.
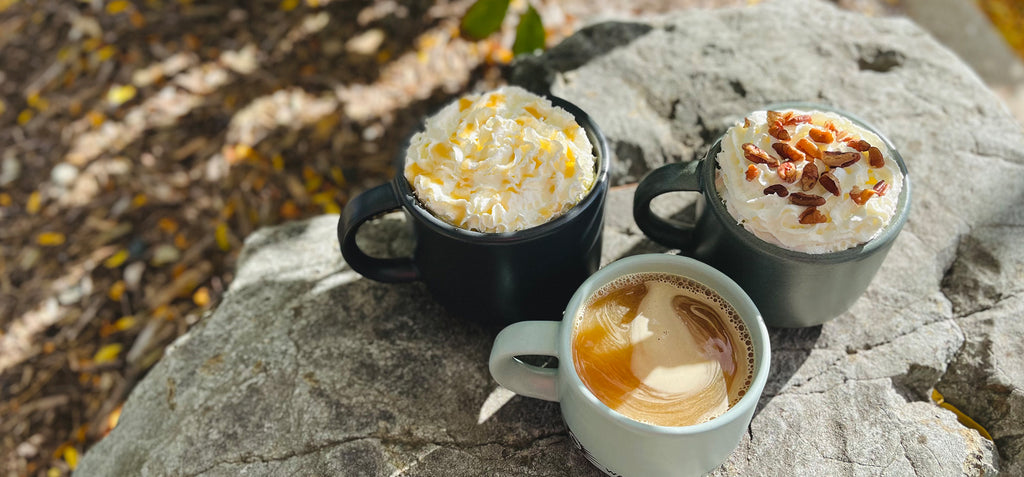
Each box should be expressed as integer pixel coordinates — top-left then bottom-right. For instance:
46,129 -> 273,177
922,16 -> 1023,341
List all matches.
338,95 -> 610,327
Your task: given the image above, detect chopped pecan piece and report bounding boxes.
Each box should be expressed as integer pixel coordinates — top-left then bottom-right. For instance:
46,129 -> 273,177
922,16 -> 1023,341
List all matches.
821,151 -> 861,168
744,117 -> 752,128
763,184 -> 789,197
743,143 -> 779,167
777,162 -> 799,183
799,207 -> 828,224
772,142 -> 806,162
808,127 -> 834,143
849,186 -> 876,205
745,164 -> 760,181
846,139 -> 871,152
795,137 -> 823,159
868,146 -> 885,168
783,113 -> 812,126
766,110 -> 784,125
789,192 -> 826,206
800,162 -> 819,191
872,180 -> 889,196
769,123 -> 791,141
818,171 -> 841,196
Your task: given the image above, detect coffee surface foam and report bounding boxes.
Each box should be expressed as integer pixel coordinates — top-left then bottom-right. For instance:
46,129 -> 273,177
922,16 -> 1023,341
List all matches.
572,273 -> 754,427
404,86 -> 596,233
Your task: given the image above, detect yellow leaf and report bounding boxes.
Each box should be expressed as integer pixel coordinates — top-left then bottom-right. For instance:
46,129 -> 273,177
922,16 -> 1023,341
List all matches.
108,280 -> 126,302
272,154 -> 284,171
193,286 -> 210,306
215,223 -> 230,251
47,467 -> 60,477
932,389 -> 993,441
0,99 -> 5,116
129,10 -> 145,27
106,0 -> 130,14
158,217 -> 179,234
279,0 -> 298,9
83,37 -> 103,52
132,193 -> 148,208
26,191 -> 41,214
114,315 -> 136,331
36,232 -> 66,246
330,166 -> 346,186
17,109 -> 33,125
93,343 -> 123,364
174,232 -> 189,249
0,193 -> 10,206
75,424 -> 90,443
303,166 -> 322,192
88,110 -> 106,128
106,84 -> 137,106
104,249 -> 129,268
97,45 -> 117,61
106,404 -> 123,433
0,0 -> 19,14
322,201 -> 341,214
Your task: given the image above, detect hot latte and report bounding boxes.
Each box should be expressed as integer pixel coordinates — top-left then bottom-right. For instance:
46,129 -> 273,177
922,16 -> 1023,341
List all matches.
571,272 -> 754,427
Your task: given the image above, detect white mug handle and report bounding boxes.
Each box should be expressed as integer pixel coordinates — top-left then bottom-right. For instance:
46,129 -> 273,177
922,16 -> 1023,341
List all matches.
488,321 -> 561,402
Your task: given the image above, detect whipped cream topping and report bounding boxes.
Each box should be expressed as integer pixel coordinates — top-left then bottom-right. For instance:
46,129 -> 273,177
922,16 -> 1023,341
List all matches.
715,109 -> 904,254
404,86 -> 596,233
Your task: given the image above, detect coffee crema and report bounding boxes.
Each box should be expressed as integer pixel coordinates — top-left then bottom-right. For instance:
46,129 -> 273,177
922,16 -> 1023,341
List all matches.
571,272 -> 754,427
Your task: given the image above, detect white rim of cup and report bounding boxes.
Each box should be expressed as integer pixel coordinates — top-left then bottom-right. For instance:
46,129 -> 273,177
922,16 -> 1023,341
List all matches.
559,253 -> 772,435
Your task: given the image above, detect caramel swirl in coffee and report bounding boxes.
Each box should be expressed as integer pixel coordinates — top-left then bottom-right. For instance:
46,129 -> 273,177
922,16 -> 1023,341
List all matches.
572,273 -> 753,427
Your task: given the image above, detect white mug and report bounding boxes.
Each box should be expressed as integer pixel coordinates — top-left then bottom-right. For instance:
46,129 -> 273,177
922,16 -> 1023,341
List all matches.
489,254 -> 771,477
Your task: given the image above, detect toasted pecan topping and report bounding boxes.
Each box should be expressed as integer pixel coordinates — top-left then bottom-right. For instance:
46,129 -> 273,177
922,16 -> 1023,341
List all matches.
849,186 -> 876,205
763,184 -> 789,197
868,146 -> 885,168
772,142 -> 806,162
846,139 -> 871,152
808,127 -> 834,143
743,143 -> 779,167
769,123 -> 791,141
766,111 -> 784,125
744,117 -> 753,128
818,171 -> 841,196
872,180 -> 889,196
745,164 -> 760,181
789,192 -> 826,206
783,113 -> 812,126
799,207 -> 828,224
777,162 -> 799,183
821,151 -> 861,168
795,137 -> 823,159
800,162 -> 819,191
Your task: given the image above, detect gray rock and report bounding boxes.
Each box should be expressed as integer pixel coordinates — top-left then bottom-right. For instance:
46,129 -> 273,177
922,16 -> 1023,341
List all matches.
79,0 -> 1023,475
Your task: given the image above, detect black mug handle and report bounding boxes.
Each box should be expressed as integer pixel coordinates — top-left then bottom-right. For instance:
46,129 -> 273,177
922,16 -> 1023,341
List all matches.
338,183 -> 420,282
633,160 -> 703,251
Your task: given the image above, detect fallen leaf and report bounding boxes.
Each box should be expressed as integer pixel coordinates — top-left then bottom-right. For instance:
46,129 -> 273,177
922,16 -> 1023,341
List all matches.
36,232 -> 66,246
215,223 -> 230,251
108,280 -> 126,302
104,249 -> 129,268
193,286 -> 210,306
106,84 -> 137,106
93,344 -> 124,364
106,0 -> 131,14
26,190 -> 41,214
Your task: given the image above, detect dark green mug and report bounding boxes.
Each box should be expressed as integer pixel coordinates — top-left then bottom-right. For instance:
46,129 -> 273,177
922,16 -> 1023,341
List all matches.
339,95 -> 610,328
633,104 -> 911,328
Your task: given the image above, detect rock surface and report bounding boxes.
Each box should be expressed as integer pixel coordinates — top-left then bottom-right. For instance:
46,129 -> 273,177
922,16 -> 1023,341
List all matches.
78,0 -> 1024,475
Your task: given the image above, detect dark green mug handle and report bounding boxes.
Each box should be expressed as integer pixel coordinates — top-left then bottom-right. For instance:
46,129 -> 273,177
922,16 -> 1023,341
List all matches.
338,183 -> 420,282
632,160 -> 703,251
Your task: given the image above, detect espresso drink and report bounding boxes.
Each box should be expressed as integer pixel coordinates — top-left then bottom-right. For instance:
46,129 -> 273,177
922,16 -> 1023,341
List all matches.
572,272 -> 754,427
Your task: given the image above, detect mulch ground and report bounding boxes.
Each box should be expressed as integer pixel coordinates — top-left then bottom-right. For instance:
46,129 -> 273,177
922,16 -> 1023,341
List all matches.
1,0 -> 1016,475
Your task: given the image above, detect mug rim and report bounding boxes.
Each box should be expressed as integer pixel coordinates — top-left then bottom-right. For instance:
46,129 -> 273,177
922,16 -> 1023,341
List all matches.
392,92 -> 611,244
700,102 -> 912,263
559,253 -> 771,435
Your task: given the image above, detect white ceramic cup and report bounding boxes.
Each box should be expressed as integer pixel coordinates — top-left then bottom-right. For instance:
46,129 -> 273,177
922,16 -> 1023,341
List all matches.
489,254 -> 771,477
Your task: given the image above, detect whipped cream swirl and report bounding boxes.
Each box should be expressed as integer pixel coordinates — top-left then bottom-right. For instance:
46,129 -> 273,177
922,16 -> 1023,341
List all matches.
404,86 -> 596,233
715,109 -> 904,254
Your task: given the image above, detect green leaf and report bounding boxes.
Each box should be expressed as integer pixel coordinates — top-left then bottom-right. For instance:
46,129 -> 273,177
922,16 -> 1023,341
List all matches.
512,5 -> 545,56
460,0 -> 510,41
